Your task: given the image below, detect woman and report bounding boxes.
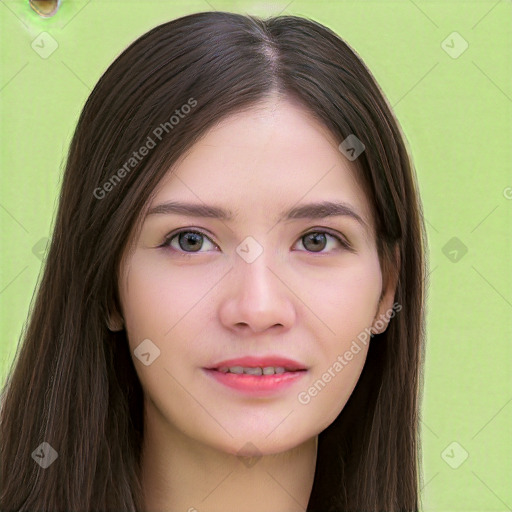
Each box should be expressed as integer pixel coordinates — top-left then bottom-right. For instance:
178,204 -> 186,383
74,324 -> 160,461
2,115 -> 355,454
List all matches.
0,11 -> 428,512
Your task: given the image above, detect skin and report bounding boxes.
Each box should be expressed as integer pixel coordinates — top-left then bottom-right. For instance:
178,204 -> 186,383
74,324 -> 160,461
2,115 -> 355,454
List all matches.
110,95 -> 398,512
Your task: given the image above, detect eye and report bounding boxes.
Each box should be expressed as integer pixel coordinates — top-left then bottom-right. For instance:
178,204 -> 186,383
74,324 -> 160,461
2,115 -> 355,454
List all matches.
161,230 -> 219,254
161,228 -> 351,256
294,230 -> 351,254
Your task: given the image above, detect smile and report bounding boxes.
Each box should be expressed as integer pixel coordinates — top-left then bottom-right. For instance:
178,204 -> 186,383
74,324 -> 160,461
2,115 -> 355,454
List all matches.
203,367 -> 307,395
217,365 -> 302,375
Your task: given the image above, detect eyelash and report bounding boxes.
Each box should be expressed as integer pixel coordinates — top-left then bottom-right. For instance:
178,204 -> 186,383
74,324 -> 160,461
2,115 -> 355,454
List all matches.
160,228 -> 352,256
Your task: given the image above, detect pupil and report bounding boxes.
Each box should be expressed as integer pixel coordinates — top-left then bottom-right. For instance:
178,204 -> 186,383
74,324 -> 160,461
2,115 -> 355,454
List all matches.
304,233 -> 326,252
179,232 -> 202,252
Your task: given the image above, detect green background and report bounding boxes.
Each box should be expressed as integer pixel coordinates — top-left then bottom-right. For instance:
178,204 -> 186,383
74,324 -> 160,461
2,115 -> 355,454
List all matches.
1,1 -> 511,510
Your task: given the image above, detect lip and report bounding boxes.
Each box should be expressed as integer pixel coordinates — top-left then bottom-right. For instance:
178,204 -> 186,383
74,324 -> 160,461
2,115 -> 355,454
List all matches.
203,355 -> 308,396
203,368 -> 307,396
206,355 -> 307,371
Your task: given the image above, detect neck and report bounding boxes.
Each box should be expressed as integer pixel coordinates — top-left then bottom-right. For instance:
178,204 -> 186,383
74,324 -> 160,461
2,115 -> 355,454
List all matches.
140,400 -> 318,512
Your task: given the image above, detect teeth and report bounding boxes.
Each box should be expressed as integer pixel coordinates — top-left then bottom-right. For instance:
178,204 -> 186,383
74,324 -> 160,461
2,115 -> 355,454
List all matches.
244,367 -> 262,375
217,366 -> 289,375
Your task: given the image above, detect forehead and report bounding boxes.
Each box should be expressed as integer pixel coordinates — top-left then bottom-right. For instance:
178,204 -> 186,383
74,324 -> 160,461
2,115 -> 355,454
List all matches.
149,97 -> 374,232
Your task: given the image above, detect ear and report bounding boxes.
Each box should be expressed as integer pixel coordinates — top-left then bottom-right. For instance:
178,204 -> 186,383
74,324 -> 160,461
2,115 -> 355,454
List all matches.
371,243 -> 400,335
106,300 -> 124,332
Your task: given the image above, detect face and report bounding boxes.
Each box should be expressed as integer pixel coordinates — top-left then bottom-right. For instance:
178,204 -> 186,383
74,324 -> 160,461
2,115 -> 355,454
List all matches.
115,96 -> 396,456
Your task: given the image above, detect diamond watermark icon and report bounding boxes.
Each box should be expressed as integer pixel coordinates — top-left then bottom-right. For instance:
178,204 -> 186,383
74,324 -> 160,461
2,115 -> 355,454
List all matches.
442,236 -> 468,263
237,441 -> 263,468
441,441 -> 469,469
441,32 -> 468,59
236,236 -> 263,264
338,134 -> 365,161
31,32 -> 59,59
31,442 -> 58,468
32,237 -> 49,261
134,338 -> 161,366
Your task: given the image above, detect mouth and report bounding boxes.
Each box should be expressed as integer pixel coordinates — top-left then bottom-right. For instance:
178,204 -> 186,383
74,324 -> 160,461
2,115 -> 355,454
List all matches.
203,356 -> 308,395
206,355 -> 308,373
212,366 -> 305,375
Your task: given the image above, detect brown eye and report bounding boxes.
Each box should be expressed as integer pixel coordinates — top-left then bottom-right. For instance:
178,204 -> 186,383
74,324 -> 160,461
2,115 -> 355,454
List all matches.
162,230 -> 218,254
302,232 -> 327,252
176,232 -> 203,252
297,230 -> 350,254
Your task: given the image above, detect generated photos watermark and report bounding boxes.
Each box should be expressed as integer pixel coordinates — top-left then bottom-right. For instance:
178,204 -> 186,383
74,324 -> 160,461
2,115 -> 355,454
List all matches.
297,301 -> 402,405
93,97 -> 197,200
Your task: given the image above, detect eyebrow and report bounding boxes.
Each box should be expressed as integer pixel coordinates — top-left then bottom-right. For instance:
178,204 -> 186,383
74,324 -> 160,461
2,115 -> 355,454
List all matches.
146,200 -> 368,228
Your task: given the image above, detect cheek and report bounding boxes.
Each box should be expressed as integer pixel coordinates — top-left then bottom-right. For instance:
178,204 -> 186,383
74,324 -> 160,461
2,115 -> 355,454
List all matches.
299,348 -> 369,434
118,254 -> 217,416
301,251 -> 382,341
295,253 -> 382,428
119,252 -> 217,345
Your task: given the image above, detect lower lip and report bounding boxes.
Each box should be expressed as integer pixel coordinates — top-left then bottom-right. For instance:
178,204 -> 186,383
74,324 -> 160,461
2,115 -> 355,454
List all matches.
203,368 -> 307,396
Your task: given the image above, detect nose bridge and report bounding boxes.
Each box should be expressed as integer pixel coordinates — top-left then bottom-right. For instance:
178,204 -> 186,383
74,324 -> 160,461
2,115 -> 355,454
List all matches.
219,235 -> 295,332
235,238 -> 278,303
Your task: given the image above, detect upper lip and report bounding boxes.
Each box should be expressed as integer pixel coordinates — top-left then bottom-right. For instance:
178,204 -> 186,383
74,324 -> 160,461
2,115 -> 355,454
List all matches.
206,356 -> 308,371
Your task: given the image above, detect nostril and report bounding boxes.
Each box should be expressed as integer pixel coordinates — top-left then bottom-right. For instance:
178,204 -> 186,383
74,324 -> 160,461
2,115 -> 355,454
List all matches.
29,0 -> 61,18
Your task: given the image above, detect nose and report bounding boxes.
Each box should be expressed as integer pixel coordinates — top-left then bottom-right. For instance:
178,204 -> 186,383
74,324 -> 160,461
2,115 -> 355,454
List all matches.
218,248 -> 296,335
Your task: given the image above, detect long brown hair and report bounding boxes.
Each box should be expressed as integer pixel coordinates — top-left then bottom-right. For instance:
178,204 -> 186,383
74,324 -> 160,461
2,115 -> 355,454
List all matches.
1,11 -> 427,511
